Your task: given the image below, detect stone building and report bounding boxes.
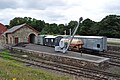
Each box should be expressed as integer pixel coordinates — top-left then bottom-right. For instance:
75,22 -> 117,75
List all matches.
0,23 -> 7,49
4,24 -> 39,44
0,23 -> 7,35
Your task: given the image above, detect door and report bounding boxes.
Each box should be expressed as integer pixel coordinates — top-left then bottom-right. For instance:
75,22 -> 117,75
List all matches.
28,34 -> 36,44
15,37 -> 18,44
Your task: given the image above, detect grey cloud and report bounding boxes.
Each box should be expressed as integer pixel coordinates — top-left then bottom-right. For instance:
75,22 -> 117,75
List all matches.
0,0 -> 66,10
103,0 -> 120,13
106,5 -> 120,13
0,17 -> 11,25
23,0 -> 66,10
0,0 -> 17,9
47,14 -> 65,21
42,11 -> 66,21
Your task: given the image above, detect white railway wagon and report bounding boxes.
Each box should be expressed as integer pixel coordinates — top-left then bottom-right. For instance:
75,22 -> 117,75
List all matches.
74,36 -> 107,52
36,35 -> 107,52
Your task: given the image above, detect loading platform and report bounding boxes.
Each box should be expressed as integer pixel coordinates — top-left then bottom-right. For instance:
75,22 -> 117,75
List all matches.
11,44 -> 109,69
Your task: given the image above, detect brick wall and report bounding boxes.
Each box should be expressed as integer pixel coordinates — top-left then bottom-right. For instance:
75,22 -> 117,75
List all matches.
0,23 -> 7,34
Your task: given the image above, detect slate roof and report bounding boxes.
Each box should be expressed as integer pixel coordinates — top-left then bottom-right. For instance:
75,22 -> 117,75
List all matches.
4,23 -> 38,34
4,24 -> 26,34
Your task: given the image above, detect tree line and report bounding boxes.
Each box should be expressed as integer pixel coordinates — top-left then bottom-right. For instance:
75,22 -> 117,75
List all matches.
8,15 -> 120,38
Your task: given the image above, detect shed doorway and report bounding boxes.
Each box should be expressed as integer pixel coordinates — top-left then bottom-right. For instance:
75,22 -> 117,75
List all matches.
28,34 -> 36,44
15,37 -> 18,44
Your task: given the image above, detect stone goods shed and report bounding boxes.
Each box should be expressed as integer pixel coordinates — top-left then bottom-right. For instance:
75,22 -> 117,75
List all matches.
4,24 -> 39,44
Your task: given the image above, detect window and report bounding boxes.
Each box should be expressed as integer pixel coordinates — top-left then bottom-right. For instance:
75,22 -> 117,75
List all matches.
97,44 -> 100,48
51,39 -> 53,42
46,39 -> 48,42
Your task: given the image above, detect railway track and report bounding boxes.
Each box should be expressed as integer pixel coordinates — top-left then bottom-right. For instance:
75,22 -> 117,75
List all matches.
99,51 -> 120,67
6,43 -> 120,68
100,52 -> 120,60
0,53 -> 120,80
76,50 -> 120,67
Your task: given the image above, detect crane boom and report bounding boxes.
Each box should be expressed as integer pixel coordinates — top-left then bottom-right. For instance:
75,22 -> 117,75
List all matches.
55,17 -> 83,53
62,17 -> 83,53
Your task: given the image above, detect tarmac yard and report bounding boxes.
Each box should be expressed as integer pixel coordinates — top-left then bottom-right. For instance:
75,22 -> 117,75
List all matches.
24,44 -> 109,63
12,44 -> 109,69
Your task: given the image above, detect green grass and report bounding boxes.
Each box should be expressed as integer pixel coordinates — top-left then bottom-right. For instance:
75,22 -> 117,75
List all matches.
107,42 -> 120,45
0,49 -> 71,80
0,49 -> 12,60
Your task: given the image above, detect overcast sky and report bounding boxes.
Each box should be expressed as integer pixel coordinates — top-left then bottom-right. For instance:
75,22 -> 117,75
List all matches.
0,0 -> 120,25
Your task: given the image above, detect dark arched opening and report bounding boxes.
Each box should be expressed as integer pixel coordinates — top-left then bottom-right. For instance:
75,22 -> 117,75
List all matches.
28,34 -> 36,44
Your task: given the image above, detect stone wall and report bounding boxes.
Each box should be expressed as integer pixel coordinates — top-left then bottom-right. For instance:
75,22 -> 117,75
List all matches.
0,35 -> 6,49
11,47 -> 109,70
7,26 -> 38,44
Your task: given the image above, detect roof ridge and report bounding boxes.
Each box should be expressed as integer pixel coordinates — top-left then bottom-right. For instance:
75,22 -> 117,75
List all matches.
4,23 -> 26,34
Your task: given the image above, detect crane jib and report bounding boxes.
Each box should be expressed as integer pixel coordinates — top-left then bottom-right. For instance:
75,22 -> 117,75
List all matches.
63,17 -> 83,53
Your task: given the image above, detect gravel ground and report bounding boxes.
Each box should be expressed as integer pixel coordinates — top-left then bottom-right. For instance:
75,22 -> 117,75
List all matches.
23,44 -> 107,63
105,65 -> 120,75
28,64 -> 93,80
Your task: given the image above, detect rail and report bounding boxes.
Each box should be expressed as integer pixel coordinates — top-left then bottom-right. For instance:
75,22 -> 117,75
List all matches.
0,53 -> 120,80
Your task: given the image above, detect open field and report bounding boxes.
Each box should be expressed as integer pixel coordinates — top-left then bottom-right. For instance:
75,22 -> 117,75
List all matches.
0,49 -> 71,80
107,38 -> 120,45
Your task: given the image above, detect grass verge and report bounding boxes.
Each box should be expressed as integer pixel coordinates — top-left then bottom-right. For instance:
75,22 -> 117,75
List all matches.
0,49 -> 70,80
107,42 -> 120,45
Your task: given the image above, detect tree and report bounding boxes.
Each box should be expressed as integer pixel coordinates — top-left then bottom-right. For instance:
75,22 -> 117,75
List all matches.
40,23 -> 50,34
51,23 -> 59,34
67,21 -> 78,35
9,17 -> 26,28
98,15 -> 120,38
58,24 -> 65,35
9,17 -> 46,32
89,22 -> 99,36
9,15 -> 120,38
79,18 -> 95,35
